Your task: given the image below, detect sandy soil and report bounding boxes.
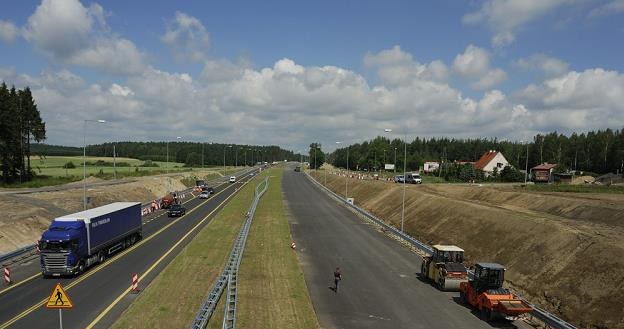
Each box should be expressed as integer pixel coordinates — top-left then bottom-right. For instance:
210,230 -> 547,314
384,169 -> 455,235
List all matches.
0,170 -> 222,254
311,172 -> 624,329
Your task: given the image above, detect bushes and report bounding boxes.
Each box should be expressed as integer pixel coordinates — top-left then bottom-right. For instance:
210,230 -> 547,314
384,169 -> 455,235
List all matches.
63,161 -> 76,169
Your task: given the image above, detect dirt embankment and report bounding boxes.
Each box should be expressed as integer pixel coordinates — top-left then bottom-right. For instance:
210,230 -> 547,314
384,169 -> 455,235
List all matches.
311,172 -> 624,329
0,171 -> 221,254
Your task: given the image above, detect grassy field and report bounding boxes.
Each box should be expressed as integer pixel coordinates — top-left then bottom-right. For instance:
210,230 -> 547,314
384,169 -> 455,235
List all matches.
517,183 -> 624,194
111,172 -> 259,328
235,168 -> 319,329
2,155 -> 244,188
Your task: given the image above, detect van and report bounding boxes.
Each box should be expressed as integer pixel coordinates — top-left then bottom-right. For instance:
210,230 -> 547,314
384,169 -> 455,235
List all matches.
405,173 -> 422,184
229,176 -> 236,183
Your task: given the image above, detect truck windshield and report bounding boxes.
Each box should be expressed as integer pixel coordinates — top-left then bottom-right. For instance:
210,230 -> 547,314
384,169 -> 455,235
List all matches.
39,239 -> 79,252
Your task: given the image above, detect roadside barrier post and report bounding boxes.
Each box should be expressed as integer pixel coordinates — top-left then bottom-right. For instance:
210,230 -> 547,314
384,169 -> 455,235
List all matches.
3,266 -> 11,285
131,273 -> 140,293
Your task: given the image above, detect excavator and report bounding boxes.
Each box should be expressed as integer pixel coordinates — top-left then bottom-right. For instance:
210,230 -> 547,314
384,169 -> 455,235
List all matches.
420,245 -> 468,291
459,263 -> 532,321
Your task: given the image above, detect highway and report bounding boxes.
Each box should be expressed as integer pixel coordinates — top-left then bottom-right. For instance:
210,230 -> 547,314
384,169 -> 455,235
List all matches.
283,168 -> 532,329
0,169 -> 257,329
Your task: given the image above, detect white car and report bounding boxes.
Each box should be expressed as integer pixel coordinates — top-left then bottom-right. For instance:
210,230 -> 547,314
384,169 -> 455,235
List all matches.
229,176 -> 236,183
199,191 -> 210,199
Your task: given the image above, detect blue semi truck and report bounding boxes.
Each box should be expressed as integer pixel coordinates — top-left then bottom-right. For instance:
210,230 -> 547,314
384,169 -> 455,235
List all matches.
39,202 -> 142,277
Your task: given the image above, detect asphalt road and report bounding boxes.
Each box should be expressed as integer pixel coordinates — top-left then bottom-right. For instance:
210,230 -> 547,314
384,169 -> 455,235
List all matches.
0,169 -> 257,329
283,168 -> 530,329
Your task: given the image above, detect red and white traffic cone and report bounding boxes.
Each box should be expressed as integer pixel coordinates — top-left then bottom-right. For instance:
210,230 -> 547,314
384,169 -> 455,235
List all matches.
291,241 -> 296,249
131,273 -> 140,293
4,266 -> 11,285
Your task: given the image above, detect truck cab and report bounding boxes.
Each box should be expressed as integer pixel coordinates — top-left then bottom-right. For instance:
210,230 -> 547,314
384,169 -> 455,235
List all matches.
39,220 -> 88,276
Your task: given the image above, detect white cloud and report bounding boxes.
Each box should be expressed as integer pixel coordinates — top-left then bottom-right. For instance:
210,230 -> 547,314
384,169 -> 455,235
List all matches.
5,44 -> 623,152
472,69 -> 508,90
463,0 -> 575,47
453,45 -> 507,90
516,68 -> 624,131
0,20 -> 19,43
22,0 -> 144,75
109,84 -> 134,97
453,44 -> 491,78
364,45 -> 449,87
589,0 -> 624,17
514,54 -> 569,77
162,11 -> 210,62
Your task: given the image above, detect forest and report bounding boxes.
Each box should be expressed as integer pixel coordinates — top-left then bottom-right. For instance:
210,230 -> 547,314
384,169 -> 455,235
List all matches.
328,129 -> 624,177
0,83 -> 46,183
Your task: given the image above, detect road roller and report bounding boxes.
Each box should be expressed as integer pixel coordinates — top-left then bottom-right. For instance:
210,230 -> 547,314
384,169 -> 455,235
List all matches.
420,244 -> 468,291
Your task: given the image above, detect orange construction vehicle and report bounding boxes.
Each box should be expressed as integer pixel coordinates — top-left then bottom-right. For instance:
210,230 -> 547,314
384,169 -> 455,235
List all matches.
459,263 -> 532,321
160,193 -> 176,209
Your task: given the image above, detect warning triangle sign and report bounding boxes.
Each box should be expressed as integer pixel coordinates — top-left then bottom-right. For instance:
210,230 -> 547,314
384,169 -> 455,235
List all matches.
46,283 -> 73,309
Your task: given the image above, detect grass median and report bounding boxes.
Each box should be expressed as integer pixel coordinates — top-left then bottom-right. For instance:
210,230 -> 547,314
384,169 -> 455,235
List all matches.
235,168 -> 319,329
111,173 -> 260,328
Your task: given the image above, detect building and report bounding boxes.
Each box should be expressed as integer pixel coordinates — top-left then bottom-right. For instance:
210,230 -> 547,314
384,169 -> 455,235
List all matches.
474,151 -> 509,177
531,163 -> 558,183
423,161 -> 439,173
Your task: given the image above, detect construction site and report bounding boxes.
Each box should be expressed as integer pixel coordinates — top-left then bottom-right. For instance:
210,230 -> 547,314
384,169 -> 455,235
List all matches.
311,170 -> 624,329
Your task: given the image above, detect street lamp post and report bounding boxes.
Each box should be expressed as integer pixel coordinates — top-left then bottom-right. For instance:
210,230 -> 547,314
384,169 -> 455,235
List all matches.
394,147 -> 397,174
166,136 -> 182,174
224,145 -> 232,176
83,119 -> 106,211
524,141 -> 529,184
385,128 -> 407,232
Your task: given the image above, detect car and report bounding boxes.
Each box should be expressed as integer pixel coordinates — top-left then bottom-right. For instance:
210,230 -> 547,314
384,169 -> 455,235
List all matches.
229,176 -> 236,183
201,186 -> 215,194
199,191 -> 210,199
406,173 -> 422,184
167,204 -> 186,217
394,175 -> 405,183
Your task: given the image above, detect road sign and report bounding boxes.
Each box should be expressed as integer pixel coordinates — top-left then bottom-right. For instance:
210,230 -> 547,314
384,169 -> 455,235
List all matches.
46,283 -> 73,308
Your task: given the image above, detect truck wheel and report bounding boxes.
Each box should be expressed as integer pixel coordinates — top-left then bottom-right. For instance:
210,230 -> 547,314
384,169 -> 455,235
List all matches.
459,290 -> 467,304
438,277 -> 445,290
98,251 -> 106,264
77,261 -> 85,274
420,263 -> 427,279
130,235 -> 137,245
481,308 -> 492,322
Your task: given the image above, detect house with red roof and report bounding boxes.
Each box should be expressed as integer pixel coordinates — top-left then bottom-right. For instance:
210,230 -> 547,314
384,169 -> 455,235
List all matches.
474,150 -> 509,177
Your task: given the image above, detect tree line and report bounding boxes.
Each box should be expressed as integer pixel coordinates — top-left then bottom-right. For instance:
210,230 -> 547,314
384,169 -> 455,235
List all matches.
31,142 -> 300,167
0,83 -> 46,183
330,128 -> 624,176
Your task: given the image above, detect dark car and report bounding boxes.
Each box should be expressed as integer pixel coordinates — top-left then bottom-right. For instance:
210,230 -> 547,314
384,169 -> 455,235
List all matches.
167,204 -> 186,217
201,186 -> 215,194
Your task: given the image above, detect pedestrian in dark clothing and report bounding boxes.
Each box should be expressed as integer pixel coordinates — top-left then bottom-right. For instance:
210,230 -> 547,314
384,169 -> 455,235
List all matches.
333,267 -> 342,292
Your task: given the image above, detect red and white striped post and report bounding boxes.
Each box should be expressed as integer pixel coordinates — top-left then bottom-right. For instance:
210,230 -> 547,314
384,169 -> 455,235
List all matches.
4,266 -> 11,285
131,273 -> 140,293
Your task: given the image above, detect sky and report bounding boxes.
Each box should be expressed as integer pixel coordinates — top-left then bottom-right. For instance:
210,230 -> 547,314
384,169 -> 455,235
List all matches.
1,0 -> 623,152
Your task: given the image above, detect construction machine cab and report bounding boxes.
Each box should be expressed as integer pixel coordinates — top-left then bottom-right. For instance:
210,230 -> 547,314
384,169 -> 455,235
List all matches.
472,263 -> 505,293
432,245 -> 464,263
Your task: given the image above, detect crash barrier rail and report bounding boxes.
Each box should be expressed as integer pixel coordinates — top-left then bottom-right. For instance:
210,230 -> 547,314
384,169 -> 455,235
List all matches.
0,167 -> 258,265
189,177 -> 269,329
304,172 -> 578,329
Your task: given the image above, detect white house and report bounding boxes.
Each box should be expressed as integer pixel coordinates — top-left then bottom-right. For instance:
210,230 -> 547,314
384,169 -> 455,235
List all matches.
474,151 -> 509,177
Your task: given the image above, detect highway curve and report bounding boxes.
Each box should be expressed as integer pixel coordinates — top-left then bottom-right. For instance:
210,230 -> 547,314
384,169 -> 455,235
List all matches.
283,168 -> 532,329
0,170 -> 256,329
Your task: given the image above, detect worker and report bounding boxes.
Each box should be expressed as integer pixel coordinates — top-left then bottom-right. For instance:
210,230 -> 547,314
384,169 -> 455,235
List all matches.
151,200 -> 157,212
333,267 -> 342,292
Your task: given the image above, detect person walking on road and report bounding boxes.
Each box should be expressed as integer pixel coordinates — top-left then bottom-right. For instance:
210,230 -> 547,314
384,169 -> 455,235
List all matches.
333,267 -> 342,292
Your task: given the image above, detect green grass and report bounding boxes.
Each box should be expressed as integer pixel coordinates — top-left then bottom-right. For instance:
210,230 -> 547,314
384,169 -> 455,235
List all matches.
516,184 -> 624,194
111,172 -> 261,329
236,168 -> 319,329
2,155 -> 246,188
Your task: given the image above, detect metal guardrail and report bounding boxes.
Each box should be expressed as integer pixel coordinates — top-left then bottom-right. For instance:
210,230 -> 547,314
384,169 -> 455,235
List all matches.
190,177 -> 269,329
0,167 -> 258,266
0,244 -> 37,265
305,172 -> 578,329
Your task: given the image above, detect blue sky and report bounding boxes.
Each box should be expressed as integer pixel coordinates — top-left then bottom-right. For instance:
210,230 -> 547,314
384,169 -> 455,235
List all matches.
1,0 -> 623,150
